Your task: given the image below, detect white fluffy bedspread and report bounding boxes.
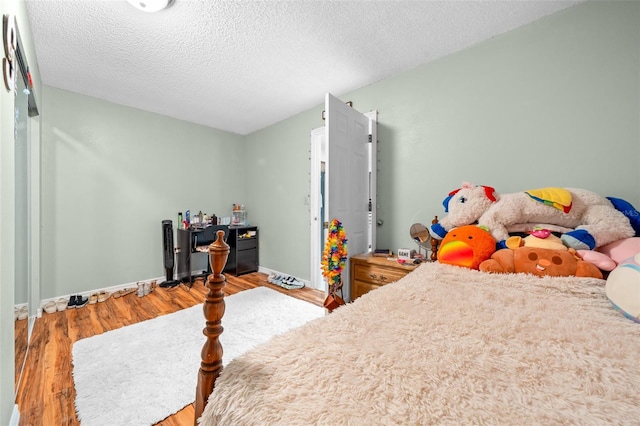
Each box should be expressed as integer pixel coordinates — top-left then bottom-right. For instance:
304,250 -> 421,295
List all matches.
199,262 -> 640,425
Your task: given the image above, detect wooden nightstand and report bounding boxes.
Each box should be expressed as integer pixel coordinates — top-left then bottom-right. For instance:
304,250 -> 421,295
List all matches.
350,253 -> 419,300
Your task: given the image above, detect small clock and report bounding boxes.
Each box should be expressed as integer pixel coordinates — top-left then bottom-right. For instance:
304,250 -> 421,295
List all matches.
398,248 -> 415,260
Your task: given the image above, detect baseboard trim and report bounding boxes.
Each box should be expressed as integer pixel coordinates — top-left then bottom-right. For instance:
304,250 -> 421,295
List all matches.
10,404 -> 20,426
258,266 -> 274,276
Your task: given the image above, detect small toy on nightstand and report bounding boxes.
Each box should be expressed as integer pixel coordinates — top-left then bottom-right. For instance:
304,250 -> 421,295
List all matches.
397,248 -> 415,260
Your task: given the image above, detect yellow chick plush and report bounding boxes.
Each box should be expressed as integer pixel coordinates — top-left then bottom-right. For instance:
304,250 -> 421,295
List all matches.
506,228 -> 567,251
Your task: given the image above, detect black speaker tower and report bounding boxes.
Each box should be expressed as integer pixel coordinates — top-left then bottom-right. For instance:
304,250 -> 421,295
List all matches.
160,220 -> 179,288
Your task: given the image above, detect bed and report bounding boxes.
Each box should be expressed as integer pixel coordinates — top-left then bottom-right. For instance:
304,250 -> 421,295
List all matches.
194,229 -> 640,425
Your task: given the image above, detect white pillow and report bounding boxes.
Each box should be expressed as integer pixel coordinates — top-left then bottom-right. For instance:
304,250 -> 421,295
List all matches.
606,253 -> 640,323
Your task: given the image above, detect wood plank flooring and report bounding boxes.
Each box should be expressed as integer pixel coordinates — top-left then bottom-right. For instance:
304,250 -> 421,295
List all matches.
14,272 -> 324,426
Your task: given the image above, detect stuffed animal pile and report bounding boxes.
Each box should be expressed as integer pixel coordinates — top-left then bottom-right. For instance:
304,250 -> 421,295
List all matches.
429,183 -> 636,250
429,182 -> 640,322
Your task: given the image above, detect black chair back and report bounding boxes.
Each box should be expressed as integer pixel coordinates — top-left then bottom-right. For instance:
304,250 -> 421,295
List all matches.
194,225 -> 229,249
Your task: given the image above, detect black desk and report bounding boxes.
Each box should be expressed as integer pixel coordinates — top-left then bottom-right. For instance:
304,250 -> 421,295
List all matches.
176,225 -> 259,282
176,225 -> 229,283
224,226 -> 259,276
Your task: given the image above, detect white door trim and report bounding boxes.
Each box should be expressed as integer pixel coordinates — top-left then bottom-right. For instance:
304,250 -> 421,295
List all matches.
309,128 -> 325,291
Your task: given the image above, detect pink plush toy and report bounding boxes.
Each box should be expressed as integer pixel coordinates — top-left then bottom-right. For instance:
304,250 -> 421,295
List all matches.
577,237 -> 640,271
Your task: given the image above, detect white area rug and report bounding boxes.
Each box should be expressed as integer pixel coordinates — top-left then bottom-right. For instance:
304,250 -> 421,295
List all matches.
72,287 -> 324,426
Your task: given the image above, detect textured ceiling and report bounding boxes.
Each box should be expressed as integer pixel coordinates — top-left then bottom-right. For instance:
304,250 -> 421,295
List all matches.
26,0 -> 582,135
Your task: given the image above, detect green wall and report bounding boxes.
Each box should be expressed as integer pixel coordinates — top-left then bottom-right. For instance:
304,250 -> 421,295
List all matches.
245,106 -> 324,280
247,1 -> 639,277
40,86 -> 246,298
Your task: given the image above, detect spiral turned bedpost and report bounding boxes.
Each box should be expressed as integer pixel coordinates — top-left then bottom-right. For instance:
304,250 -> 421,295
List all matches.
195,230 -> 230,424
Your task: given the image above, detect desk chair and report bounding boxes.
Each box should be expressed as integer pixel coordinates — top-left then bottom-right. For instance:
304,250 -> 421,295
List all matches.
192,225 -> 229,281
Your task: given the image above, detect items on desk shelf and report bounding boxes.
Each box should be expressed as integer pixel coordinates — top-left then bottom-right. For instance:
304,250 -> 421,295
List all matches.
239,230 -> 257,239
178,209 -> 223,229
191,211 -> 206,228
232,204 -> 247,226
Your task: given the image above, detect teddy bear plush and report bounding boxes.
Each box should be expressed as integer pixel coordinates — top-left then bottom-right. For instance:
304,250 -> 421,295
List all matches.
479,245 -> 603,279
429,183 -> 636,251
479,228 -> 603,279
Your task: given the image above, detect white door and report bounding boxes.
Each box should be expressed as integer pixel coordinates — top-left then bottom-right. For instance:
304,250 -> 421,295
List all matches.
325,93 -> 374,301
309,96 -> 377,296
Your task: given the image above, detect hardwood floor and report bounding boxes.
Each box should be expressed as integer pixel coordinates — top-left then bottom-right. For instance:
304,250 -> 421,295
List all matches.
14,272 -> 324,426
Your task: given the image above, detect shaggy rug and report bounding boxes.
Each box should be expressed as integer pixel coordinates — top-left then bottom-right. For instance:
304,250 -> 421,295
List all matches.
72,287 -> 324,426
200,262 -> 640,425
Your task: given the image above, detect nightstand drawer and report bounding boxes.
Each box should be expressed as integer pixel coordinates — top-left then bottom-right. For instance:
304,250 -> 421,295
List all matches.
350,253 -> 418,300
352,280 -> 383,300
353,263 -> 409,285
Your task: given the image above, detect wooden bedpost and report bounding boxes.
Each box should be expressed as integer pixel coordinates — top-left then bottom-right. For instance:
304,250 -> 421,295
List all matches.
431,216 -> 439,261
194,230 -> 230,425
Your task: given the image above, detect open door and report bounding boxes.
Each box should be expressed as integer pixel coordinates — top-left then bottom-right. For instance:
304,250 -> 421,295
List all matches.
324,93 -> 375,301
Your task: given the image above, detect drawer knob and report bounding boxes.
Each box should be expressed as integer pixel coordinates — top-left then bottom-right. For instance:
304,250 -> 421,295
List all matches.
369,273 -> 387,283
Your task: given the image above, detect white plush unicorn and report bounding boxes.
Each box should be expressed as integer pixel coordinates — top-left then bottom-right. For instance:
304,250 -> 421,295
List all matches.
429,182 -> 636,250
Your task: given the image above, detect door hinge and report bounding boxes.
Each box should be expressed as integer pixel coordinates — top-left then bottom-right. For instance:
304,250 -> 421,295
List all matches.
323,221 -> 329,229
368,134 -> 372,143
